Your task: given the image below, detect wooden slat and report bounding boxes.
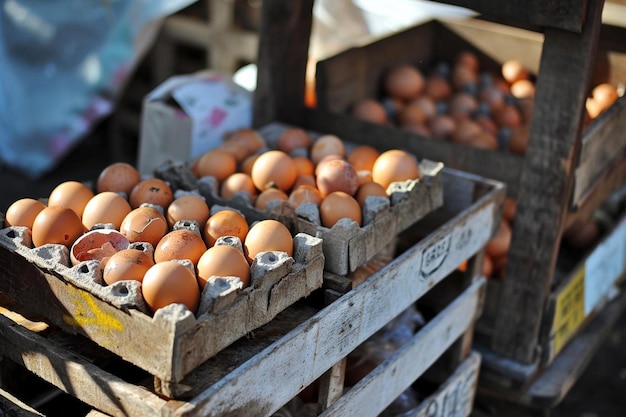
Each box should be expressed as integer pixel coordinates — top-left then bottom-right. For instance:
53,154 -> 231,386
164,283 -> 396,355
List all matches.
0,314 -> 172,417
0,388 -> 45,417
491,0 -> 606,364
433,0 -> 587,32
319,279 -> 485,417
253,0 -> 313,127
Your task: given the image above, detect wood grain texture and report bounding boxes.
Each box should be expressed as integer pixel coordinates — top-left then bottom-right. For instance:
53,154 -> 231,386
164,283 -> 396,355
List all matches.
434,0 -> 587,32
491,0 -> 606,363
253,0 -> 313,127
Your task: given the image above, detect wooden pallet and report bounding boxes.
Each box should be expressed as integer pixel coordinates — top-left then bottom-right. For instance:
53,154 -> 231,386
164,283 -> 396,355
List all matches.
0,168 -> 504,417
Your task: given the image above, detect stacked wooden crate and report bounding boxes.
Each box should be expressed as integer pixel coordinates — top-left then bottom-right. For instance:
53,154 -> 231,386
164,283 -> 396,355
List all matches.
307,0 -> 626,414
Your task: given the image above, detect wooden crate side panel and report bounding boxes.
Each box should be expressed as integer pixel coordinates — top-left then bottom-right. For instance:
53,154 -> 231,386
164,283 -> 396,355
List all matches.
175,184 -> 500,417
319,280 -> 484,417
432,0 -> 587,33
0,314 -> 171,417
491,0 -> 605,363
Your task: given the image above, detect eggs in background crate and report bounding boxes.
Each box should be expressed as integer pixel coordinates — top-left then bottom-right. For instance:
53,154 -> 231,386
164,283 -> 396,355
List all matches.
4,198 -> 46,229
250,150 -> 298,192
129,178 -> 174,210
371,149 -> 421,190
320,191 -> 362,228
96,162 -> 141,195
255,188 -> 289,210
243,219 -> 293,264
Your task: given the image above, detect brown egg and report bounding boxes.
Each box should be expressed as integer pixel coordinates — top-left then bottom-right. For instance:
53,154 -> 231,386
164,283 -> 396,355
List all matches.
347,145 -> 380,172
292,156 -> 315,176
70,228 -> 129,266
293,174 -> 317,189
48,181 -> 94,218
355,182 -> 388,207
591,82 -> 619,111
4,198 -> 46,229
501,60 -> 529,83
495,105 -> 522,129
425,75 -> 453,101
409,96 -> 437,121
452,65 -> 478,89
32,206 -> 84,248
351,99 -> 388,124
166,194 -> 210,229
510,79 -> 536,99
486,219 -> 512,258
451,119 -> 483,145
203,209 -> 249,247
429,115 -> 457,139
479,86 -> 505,112
192,149 -> 238,182
509,124 -> 530,154
276,127 -> 312,154
314,154 -> 345,176
456,51 -> 480,72
288,185 -> 323,208
449,93 -> 479,121
320,191 -> 362,228
251,150 -> 298,192
384,65 -> 425,100
475,115 -> 498,135
220,172 -> 258,202
120,206 -> 168,248
255,188 -> 289,210
310,135 -> 346,165
371,149 -> 421,190
398,102 -> 427,126
197,245 -> 251,288
240,153 -> 260,176
96,162 -> 141,195
221,128 -> 266,162
154,229 -> 206,265
315,159 -> 360,197
467,131 -> 499,150
129,178 -> 173,210
102,248 -> 154,285
141,261 -> 200,314
82,192 -> 132,231
243,219 -> 293,263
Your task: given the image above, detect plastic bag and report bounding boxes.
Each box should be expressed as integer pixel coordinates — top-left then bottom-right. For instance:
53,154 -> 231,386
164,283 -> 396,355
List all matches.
0,0 -> 197,178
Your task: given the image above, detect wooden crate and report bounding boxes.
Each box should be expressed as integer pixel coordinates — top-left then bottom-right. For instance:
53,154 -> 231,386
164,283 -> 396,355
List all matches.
157,122 -> 445,276
0,168 -> 504,416
0,218 -> 324,388
309,4 -> 626,383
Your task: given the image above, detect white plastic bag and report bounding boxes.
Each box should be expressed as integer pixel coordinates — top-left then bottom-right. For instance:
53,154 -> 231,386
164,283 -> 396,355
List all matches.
0,0 -> 197,178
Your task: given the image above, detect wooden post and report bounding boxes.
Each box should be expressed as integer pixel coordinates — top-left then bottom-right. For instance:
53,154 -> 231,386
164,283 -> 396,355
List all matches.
253,0 -> 314,127
491,0 -> 605,363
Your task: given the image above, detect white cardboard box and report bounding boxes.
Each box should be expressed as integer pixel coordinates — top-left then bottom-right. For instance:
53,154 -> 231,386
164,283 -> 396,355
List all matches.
138,71 -> 252,175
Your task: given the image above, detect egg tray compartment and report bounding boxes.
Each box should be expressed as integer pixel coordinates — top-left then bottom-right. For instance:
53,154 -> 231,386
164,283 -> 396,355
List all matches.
0,222 -> 325,386
157,123 -> 445,276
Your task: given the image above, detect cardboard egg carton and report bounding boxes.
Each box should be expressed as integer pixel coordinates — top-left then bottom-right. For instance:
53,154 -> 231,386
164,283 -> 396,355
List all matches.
0,219 -> 324,386
157,122 -> 445,275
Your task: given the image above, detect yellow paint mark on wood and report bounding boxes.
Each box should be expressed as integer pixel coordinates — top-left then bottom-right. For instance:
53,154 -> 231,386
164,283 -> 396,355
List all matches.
64,290 -> 124,333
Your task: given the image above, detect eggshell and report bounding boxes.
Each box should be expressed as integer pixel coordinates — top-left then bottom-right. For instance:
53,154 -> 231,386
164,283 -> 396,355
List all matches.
70,228 -> 129,266
120,206 -> 168,248
48,181 -> 94,218
243,219 -> 293,263
82,191 -> 132,230
129,178 -> 174,210
197,244 -> 251,288
320,191 -> 362,228
166,194 -> 210,229
4,198 -> 46,229
154,229 -> 207,265
250,150 -> 298,192
371,149 -> 420,190
103,248 -> 155,285
141,261 -> 200,314
96,162 -> 141,195
32,206 -> 84,248
204,209 -> 249,247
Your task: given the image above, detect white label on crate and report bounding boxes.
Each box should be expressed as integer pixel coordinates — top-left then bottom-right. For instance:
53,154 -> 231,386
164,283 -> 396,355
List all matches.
413,354 -> 480,417
584,217 -> 626,315
419,203 -> 494,281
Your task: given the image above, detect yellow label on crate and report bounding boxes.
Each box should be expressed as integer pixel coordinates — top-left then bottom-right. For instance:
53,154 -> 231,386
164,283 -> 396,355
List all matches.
552,267 -> 586,355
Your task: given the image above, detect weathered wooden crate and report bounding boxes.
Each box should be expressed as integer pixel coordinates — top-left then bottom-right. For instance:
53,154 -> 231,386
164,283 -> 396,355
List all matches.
0,168 -> 504,416
157,122 -> 445,276
0,217 -> 324,387
312,10 -> 626,382
315,17 -> 626,204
